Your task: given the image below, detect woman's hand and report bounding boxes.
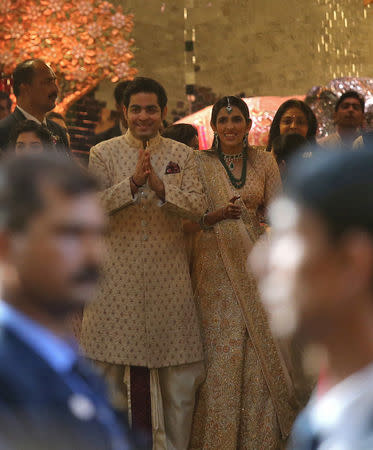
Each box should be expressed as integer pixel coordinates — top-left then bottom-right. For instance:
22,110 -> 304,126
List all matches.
221,195 -> 242,220
194,195 -> 243,231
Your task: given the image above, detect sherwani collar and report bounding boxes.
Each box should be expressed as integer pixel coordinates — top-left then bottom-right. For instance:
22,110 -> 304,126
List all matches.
124,129 -> 162,150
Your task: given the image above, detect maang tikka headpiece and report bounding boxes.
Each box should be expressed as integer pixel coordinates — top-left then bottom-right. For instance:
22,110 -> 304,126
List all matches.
226,96 -> 232,114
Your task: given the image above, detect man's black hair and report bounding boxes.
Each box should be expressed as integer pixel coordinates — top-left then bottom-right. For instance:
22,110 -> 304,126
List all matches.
0,153 -> 98,231
123,77 -> 167,111
114,81 -> 131,106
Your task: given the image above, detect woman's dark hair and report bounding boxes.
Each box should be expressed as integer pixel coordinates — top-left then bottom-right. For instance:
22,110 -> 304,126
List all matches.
162,124 -> 198,147
211,96 -> 250,127
8,120 -> 54,150
266,99 -> 318,151
272,133 -> 307,165
123,77 -> 167,111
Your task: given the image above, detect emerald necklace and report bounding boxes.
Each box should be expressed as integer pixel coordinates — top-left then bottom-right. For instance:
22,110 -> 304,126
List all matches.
217,145 -> 248,189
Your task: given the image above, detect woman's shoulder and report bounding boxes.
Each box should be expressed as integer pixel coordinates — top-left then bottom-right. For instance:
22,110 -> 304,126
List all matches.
249,147 -> 279,179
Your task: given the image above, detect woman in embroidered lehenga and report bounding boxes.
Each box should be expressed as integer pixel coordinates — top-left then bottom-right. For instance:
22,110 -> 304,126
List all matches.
187,96 -> 304,450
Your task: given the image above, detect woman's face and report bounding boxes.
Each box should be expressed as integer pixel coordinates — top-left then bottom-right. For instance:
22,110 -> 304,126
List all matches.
279,107 -> 309,138
15,132 -> 44,155
212,105 -> 251,150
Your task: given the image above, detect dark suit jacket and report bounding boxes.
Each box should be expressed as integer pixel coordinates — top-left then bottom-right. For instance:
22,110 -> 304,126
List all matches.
91,122 -> 122,146
0,107 -> 70,155
0,325 -> 139,450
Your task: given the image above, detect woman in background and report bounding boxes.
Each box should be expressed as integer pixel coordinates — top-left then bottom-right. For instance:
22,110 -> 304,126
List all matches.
9,120 -> 53,155
162,123 -> 199,149
266,99 -> 317,152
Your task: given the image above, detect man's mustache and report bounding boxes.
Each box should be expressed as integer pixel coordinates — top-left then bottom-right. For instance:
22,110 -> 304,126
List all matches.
71,265 -> 101,284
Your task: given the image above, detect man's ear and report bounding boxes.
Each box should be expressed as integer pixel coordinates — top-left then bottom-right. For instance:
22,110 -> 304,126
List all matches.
161,106 -> 168,121
339,231 -> 373,299
0,231 -> 19,287
123,105 -> 128,122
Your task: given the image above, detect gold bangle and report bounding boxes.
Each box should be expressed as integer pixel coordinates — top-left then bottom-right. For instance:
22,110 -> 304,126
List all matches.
199,211 -> 213,230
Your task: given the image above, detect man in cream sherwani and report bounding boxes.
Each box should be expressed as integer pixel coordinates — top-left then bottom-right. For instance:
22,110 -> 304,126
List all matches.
80,77 -> 205,450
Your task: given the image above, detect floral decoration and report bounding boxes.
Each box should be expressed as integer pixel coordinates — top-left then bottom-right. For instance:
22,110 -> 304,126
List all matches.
0,0 -> 136,113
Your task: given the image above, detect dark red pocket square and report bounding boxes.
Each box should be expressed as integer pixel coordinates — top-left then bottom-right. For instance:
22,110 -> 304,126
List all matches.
165,161 -> 181,174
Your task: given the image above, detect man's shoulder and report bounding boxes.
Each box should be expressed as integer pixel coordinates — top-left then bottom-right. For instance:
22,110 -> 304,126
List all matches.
92,123 -> 122,145
0,327 -> 51,393
318,132 -> 340,147
0,326 -> 43,370
160,136 -> 194,159
91,134 -> 127,154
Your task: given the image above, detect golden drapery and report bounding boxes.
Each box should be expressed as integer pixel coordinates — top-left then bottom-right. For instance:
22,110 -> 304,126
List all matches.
190,150 -> 301,449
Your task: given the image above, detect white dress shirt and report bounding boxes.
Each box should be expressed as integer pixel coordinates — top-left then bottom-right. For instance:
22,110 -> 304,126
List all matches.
309,362 -> 373,449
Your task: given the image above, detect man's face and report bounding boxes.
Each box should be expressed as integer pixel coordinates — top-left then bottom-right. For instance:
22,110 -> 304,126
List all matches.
335,97 -> 364,130
7,184 -> 106,316
124,92 -> 166,141
251,197 -> 354,341
25,62 -> 58,114
0,99 -> 10,120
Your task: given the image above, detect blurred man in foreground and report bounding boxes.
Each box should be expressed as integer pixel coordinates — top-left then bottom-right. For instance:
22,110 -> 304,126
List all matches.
251,150 -> 373,449
0,154 -> 137,449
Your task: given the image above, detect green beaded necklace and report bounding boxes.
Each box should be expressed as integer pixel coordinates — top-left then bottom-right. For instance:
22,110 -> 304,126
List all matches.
217,144 -> 248,189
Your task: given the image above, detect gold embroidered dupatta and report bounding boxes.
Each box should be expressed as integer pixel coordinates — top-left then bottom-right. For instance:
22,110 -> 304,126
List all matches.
195,150 -> 298,438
